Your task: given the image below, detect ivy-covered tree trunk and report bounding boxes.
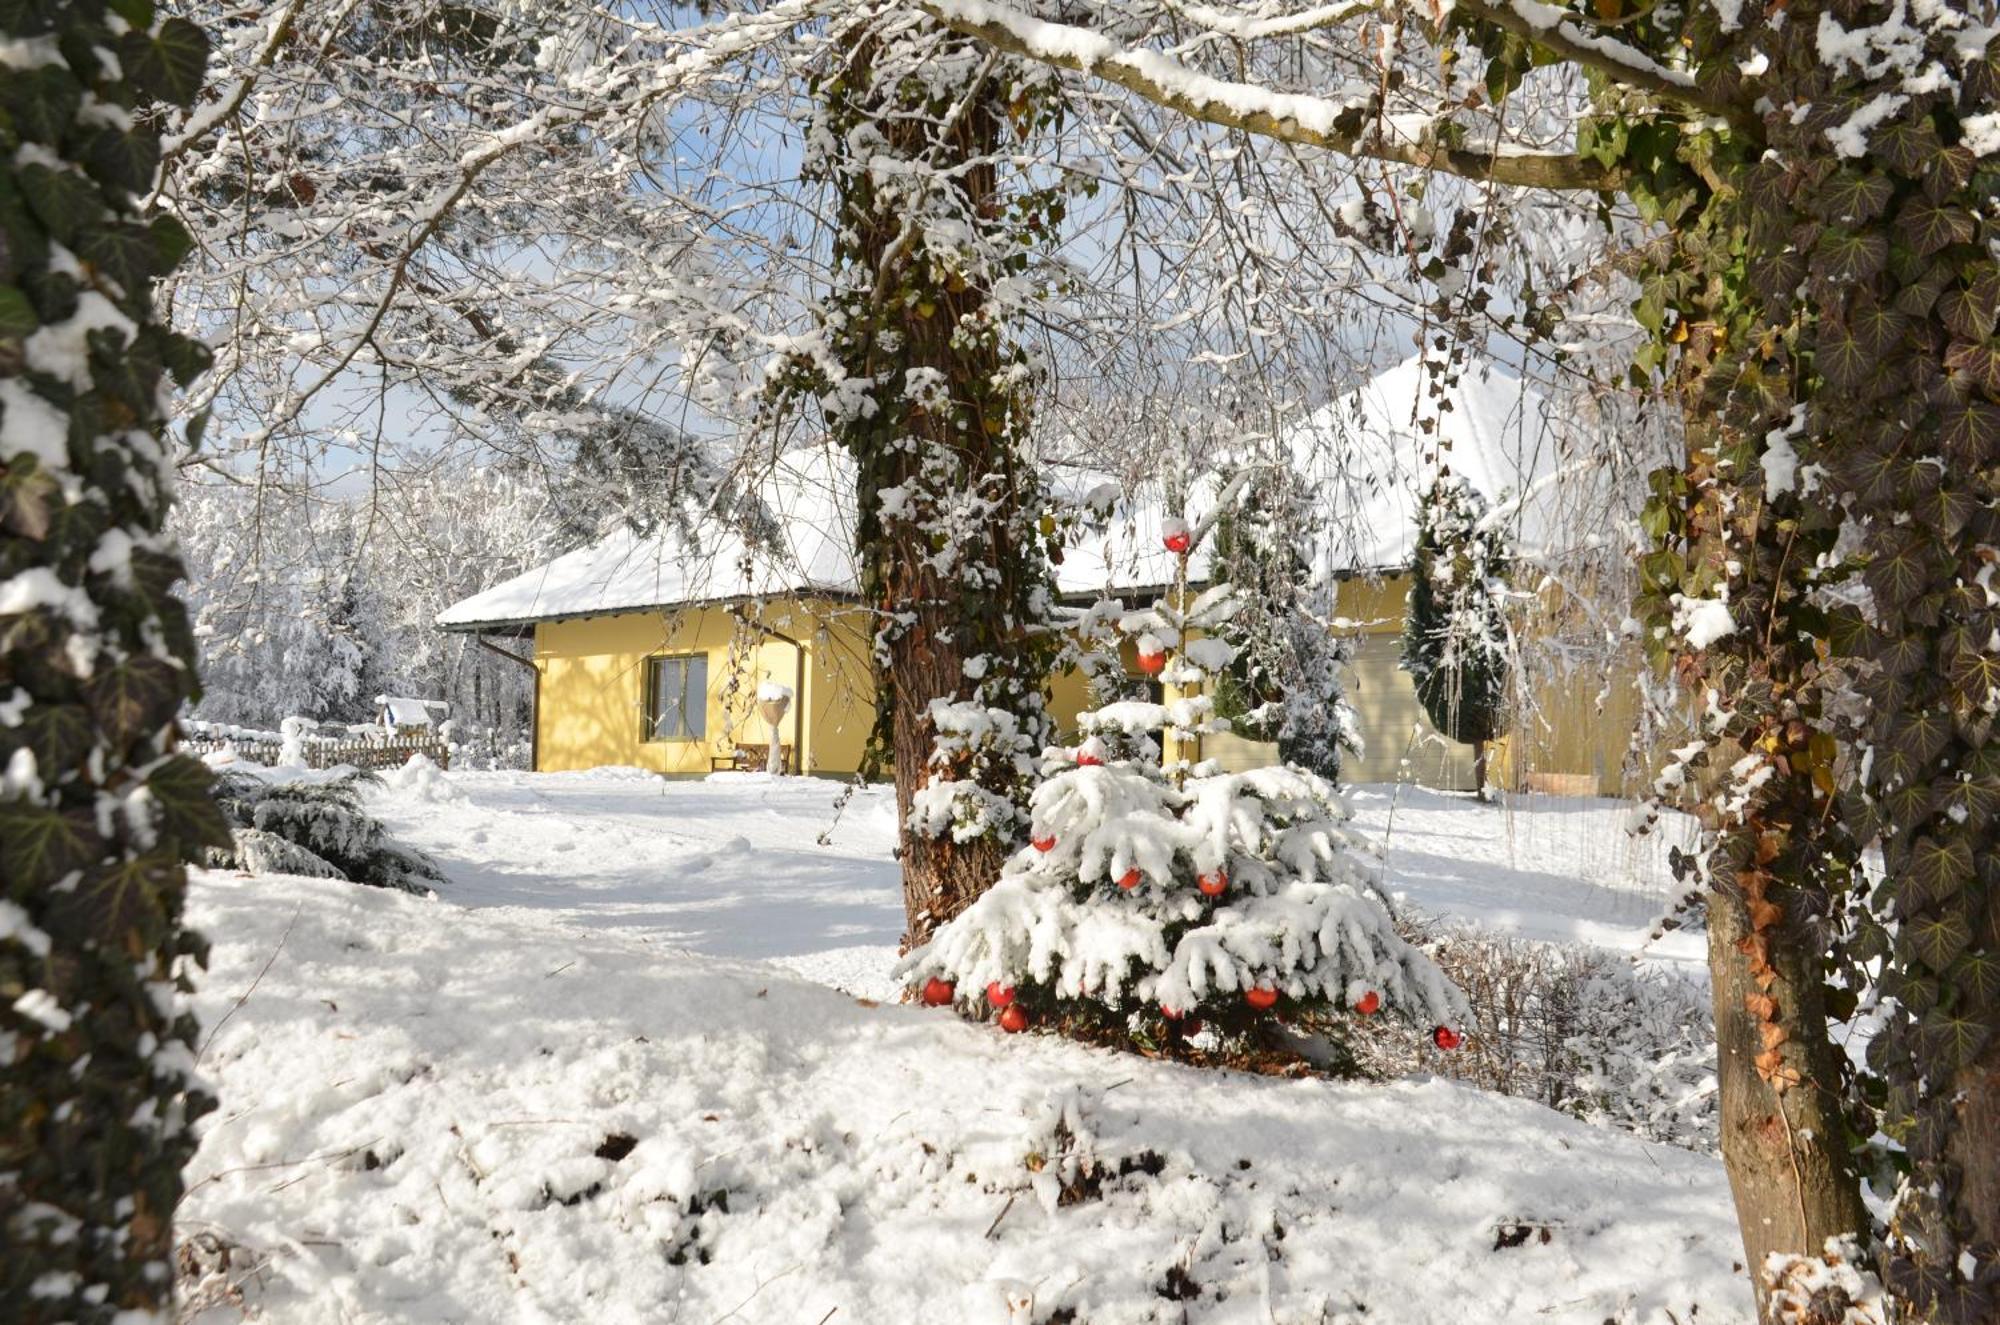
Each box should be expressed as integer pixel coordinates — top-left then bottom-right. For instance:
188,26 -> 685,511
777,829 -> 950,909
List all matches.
809,21 -> 1063,949
0,4 -> 226,1322
1645,381 -> 1872,1315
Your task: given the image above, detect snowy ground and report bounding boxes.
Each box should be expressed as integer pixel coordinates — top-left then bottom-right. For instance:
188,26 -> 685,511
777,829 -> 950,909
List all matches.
359,769 -> 1704,1001
180,767 -> 1743,1323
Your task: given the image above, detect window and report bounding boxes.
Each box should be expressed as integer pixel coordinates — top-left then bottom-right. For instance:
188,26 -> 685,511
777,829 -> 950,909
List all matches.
643,654 -> 708,742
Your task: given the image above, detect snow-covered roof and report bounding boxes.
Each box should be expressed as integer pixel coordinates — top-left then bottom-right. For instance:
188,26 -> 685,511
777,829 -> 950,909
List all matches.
436,444 -> 860,632
1053,357 -> 1589,596
439,359 -> 1600,631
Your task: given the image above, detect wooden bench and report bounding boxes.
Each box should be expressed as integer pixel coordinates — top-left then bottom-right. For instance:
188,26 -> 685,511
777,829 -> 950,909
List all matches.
710,742 -> 794,774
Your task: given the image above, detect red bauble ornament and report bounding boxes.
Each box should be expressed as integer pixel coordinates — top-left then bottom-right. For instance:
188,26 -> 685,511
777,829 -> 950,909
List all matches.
998,1004 -> 1029,1033
1183,1016 -> 1205,1035
1354,990 -> 1381,1016
1197,870 -> 1228,897
1245,985 -> 1279,1011
1032,834 -> 1056,852
1432,1025 -> 1462,1050
1160,1004 -> 1184,1021
921,977 -> 956,1007
1162,519 -> 1192,555
986,982 -> 1016,1008
1077,752 -> 1103,767
1117,868 -> 1142,890
1136,649 -> 1167,676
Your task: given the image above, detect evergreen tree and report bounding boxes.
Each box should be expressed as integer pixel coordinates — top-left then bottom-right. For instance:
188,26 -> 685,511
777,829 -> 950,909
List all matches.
1210,467 -> 1360,782
1402,475 -> 1511,797
904,542 -> 1467,1066
0,4 -> 223,1320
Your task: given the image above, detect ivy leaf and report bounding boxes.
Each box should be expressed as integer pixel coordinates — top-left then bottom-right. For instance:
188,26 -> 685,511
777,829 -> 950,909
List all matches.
0,65 -> 82,146
1866,530 -> 1934,606
1814,227 -> 1889,286
1940,401 -> 2000,466
77,222 -> 157,295
1873,117 -> 1941,175
1919,1007 -> 1993,1073
1938,775 -> 2000,831
1944,340 -> 2000,394
150,215 -> 194,272
1894,263 -> 1953,317
13,704 -> 95,778
1948,949 -> 2000,1010
56,853 -> 177,948
1906,907 -> 1974,971
1819,325 -> 1872,392
0,452 -> 59,539
0,284 -> 36,338
86,657 -> 181,746
19,163 -> 108,248
1901,198 -> 1977,257
1850,299 -> 1906,357
1947,648 -> 2000,716
1914,483 -> 1977,537
83,128 -> 162,200
1939,286 -> 1997,343
1872,626 -> 1931,676
145,754 -> 231,855
0,801 -> 100,887
1749,248 -> 1807,304
1904,833 -> 1974,904
1818,169 -> 1894,224
119,18 -> 212,110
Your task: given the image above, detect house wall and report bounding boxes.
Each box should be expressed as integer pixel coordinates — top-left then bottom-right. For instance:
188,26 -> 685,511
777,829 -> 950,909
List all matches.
532,599 -> 878,775
1156,573 -> 1644,796
526,576 -> 1648,795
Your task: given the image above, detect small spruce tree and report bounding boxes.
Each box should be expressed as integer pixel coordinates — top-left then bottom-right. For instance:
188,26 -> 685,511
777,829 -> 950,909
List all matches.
1402,475 -> 1511,798
904,520 -> 1466,1066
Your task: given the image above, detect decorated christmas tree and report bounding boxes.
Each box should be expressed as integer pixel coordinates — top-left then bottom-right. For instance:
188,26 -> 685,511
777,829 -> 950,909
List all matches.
902,512 -> 1468,1066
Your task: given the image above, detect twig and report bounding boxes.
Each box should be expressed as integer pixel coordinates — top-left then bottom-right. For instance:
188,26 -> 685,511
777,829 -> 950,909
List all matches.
814,1310 -> 838,1325
984,1192 -> 1017,1239
198,900 -> 304,1065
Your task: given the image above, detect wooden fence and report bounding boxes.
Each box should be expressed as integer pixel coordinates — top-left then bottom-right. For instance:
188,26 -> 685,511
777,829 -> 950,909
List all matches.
179,726 -> 450,772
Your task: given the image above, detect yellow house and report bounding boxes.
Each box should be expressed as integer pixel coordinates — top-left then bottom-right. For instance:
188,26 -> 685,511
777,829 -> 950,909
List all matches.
439,361 -> 1650,792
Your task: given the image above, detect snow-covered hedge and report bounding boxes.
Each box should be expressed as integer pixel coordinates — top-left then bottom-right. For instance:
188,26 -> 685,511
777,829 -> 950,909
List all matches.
1345,924 -> 1718,1153
209,763 -> 446,895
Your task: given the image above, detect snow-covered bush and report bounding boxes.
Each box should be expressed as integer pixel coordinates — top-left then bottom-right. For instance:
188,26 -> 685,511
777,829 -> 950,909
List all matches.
1344,923 -> 1718,1152
900,712 -> 1467,1062
210,768 -> 444,895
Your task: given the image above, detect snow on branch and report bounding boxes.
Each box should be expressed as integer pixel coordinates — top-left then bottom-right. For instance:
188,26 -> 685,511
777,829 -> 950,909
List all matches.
917,0 -> 1635,190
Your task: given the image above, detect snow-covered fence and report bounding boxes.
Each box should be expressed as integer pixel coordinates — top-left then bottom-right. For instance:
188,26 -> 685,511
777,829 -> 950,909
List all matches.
180,720 -> 450,772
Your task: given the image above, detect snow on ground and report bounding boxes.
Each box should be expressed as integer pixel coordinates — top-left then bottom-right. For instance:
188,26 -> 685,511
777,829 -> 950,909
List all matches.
363,769 -> 1705,1003
183,863 -> 1748,1323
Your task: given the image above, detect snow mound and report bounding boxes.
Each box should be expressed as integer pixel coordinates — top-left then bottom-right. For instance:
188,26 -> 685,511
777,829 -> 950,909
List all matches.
182,871 -> 1751,1323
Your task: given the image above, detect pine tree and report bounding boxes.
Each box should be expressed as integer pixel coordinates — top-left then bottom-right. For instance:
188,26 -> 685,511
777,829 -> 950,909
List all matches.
1402,475 -> 1511,797
1210,467 -> 1360,782
0,4 -> 223,1320
904,526 -> 1466,1064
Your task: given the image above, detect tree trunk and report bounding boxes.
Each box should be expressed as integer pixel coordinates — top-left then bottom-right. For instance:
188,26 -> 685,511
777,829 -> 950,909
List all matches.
808,23 -> 1059,951
0,10 -> 223,1321
1708,882 -> 1870,1313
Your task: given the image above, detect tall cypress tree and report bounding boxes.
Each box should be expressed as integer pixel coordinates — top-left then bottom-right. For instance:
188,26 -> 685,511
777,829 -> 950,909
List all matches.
1401,475 -> 1510,795
0,3 -> 224,1320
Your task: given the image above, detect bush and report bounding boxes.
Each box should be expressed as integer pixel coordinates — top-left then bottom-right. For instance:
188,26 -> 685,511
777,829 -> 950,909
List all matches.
209,767 -> 444,894
1336,922 -> 1718,1153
